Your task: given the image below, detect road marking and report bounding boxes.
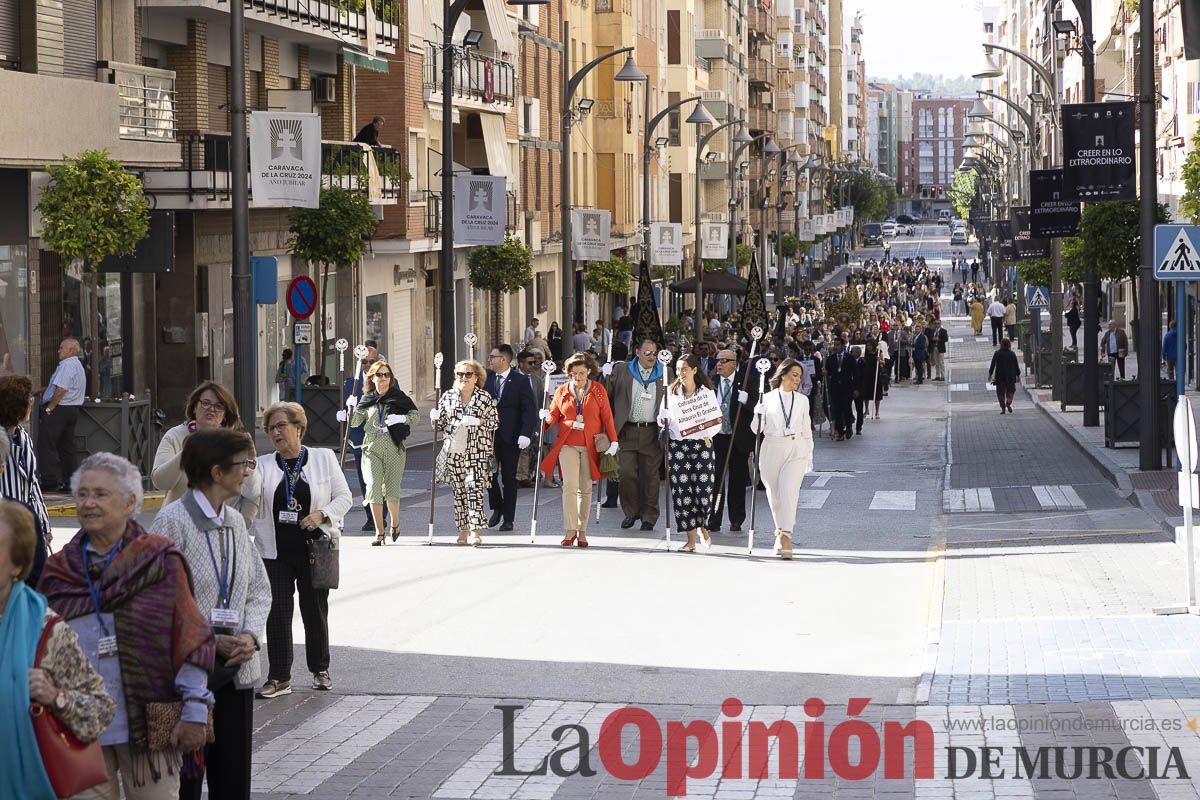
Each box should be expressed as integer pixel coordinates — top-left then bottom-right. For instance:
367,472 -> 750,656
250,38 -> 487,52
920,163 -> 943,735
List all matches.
251,694 -> 437,794
942,488 -> 995,513
797,489 -> 831,509
950,383 -> 970,392
869,490 -> 917,511
808,470 -> 857,487
1033,483 -> 1086,510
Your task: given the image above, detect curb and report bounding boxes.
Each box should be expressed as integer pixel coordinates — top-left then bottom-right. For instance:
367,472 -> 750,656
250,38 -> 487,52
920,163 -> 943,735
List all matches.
47,491 -> 167,518
1026,387 -> 1134,499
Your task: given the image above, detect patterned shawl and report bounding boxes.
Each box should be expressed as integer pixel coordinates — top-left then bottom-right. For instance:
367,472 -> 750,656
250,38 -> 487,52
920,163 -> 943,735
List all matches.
37,519 -> 215,760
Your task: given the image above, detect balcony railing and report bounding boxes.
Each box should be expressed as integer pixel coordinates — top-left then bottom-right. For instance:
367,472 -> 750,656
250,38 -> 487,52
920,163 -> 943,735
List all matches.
243,0 -> 401,46
104,62 -> 176,141
424,43 -> 515,106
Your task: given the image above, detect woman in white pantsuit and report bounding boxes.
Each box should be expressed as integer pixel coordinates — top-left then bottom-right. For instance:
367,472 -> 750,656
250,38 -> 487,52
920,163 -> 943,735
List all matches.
752,358 -> 814,560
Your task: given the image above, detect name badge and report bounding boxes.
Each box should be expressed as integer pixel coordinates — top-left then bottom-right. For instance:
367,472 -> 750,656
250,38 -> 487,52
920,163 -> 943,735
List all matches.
278,510 -> 299,525
571,419 -> 585,430
640,391 -> 653,401
98,635 -> 118,658
211,607 -> 241,628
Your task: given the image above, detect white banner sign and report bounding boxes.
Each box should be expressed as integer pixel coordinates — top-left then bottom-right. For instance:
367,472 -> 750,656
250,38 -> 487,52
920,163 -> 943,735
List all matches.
672,389 -> 724,438
798,217 -> 815,242
836,210 -> 848,228
651,223 -> 683,265
454,175 -> 507,245
825,213 -> 837,232
571,209 -> 611,261
701,222 -> 728,260
845,206 -> 855,225
249,111 -> 321,208
815,215 -> 827,235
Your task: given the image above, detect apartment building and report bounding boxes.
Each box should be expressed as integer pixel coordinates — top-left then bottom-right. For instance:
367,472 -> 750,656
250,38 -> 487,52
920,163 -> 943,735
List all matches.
911,96 -> 971,217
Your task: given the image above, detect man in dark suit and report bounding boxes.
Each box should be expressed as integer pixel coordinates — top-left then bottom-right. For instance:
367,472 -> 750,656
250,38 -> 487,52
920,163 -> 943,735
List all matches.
927,320 -> 949,381
601,337 -> 664,530
825,339 -> 857,441
484,344 -> 537,531
706,348 -> 759,532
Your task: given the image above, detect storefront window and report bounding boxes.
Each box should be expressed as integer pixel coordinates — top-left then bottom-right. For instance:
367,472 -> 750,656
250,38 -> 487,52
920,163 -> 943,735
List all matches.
0,245 -> 29,375
366,294 -> 387,351
62,264 -> 123,398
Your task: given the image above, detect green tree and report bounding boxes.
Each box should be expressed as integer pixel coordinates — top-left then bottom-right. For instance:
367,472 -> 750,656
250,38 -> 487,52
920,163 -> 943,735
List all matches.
948,169 -> 977,220
779,233 -> 799,258
467,235 -> 534,348
289,186 -> 378,373
37,149 -> 150,396
1180,125 -> 1200,224
584,254 -> 634,349
736,243 -> 753,269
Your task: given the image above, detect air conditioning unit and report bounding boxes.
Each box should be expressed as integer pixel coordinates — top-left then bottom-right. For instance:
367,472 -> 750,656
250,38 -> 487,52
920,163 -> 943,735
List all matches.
312,76 -> 337,105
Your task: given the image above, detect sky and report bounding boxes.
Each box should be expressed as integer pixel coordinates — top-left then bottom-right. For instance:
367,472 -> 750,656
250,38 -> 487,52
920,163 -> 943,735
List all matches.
852,0 -> 983,81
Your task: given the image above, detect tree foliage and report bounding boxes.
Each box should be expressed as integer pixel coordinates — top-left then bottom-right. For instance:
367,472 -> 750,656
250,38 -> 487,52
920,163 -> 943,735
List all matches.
1181,125 -> 1200,224
1072,199 -> 1169,283
948,169 -> 977,220
38,150 -> 150,268
845,169 -> 896,222
736,244 -> 753,268
583,254 -> 634,295
779,233 -> 799,258
467,234 -> 534,294
289,186 -> 377,269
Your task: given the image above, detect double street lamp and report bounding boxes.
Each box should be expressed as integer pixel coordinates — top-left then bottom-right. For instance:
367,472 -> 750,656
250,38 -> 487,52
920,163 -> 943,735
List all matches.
692,118 -> 749,344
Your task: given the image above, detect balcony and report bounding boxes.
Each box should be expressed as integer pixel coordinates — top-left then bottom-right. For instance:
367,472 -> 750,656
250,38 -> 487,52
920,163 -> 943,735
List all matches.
141,133 -> 404,208
749,59 -> 775,86
143,0 -> 401,50
424,189 -> 517,239
107,63 -> 176,142
748,106 -> 774,132
424,43 -> 515,110
697,29 -> 727,60
701,89 -> 729,120
747,6 -> 774,39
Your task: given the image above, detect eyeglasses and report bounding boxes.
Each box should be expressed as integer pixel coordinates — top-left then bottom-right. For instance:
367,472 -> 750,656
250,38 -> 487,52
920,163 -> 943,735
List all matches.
196,399 -> 226,413
266,422 -> 293,434
715,358 -> 735,364
227,459 -> 257,471
374,372 -> 393,379
569,370 -> 589,378
640,351 -> 657,357
456,371 -> 476,378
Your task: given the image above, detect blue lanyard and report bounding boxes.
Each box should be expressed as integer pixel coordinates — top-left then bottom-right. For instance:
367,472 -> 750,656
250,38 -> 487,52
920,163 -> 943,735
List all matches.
779,391 -> 797,431
204,526 -> 235,609
82,537 -> 122,637
277,448 -> 308,511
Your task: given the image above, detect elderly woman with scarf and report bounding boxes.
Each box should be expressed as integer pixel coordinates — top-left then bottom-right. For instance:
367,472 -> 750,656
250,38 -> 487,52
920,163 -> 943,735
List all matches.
1,501 -> 115,800
38,452 -> 216,799
343,360 -> 418,545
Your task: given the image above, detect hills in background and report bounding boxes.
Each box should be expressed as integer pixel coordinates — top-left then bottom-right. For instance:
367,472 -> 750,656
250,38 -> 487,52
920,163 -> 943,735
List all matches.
867,73 -> 977,98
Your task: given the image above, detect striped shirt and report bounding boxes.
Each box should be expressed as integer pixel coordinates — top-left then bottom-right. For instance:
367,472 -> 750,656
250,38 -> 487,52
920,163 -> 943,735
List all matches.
1,426 -> 51,536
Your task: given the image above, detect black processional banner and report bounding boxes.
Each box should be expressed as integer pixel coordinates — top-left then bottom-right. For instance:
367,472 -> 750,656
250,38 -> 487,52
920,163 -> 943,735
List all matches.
1029,169 -> 1081,238
1011,206 -> 1051,260
1060,102 -> 1136,201
993,219 -> 1018,262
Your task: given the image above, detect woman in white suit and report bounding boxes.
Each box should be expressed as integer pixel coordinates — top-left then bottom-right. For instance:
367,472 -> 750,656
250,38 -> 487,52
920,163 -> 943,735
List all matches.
752,358 -> 814,560
248,401 -> 352,698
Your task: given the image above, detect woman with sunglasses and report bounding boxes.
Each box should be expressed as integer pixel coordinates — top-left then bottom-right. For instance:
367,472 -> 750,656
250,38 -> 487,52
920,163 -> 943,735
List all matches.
345,360 -> 418,545
430,360 -> 499,546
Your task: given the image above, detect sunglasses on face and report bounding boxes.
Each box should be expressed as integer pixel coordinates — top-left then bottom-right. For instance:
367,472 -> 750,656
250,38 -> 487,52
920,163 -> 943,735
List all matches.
375,372 -> 393,379
456,371 -> 476,378
716,358 -> 735,364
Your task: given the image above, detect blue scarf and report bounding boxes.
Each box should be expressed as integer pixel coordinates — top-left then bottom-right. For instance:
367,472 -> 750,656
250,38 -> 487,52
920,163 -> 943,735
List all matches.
630,361 -> 663,388
0,581 -> 56,800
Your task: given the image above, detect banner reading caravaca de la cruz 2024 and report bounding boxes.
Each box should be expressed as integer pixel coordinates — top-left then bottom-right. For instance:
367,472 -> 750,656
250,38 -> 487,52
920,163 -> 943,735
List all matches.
249,111 -> 321,208
1060,102 -> 1136,201
454,175 -> 508,245
572,209 -> 612,261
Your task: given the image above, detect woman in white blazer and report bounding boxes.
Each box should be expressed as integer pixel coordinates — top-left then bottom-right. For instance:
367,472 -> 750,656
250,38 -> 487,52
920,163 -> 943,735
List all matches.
752,358 -> 814,560
248,402 -> 352,698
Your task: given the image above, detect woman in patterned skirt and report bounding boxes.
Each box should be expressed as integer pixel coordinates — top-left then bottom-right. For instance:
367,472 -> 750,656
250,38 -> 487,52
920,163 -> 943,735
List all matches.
430,360 -> 499,546
656,354 -> 718,553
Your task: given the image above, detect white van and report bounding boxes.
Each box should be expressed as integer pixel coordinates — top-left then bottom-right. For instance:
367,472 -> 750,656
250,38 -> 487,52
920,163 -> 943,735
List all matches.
937,210 -> 952,225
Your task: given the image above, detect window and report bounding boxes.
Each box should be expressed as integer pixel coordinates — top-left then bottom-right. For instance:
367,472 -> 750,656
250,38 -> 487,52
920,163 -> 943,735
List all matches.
535,272 -> 549,314
667,10 -> 681,64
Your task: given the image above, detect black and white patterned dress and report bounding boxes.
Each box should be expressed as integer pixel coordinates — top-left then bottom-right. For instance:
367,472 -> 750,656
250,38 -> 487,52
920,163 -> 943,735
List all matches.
433,389 -> 499,531
660,386 -> 718,532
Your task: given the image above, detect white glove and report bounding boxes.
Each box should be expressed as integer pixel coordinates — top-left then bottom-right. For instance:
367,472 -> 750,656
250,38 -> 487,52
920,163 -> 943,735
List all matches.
517,435 -> 531,449
385,414 -> 405,426
461,416 -> 480,427
336,410 -> 348,423
344,395 -> 358,411
601,362 -> 614,377
657,413 -> 671,427
538,409 -> 552,422
604,442 -> 619,456
753,402 -> 765,415
429,408 -> 441,422
738,390 -> 749,404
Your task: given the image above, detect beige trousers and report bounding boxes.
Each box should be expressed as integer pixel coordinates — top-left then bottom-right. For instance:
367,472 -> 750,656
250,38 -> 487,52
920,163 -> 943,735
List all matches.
558,445 -> 593,532
69,743 -> 181,800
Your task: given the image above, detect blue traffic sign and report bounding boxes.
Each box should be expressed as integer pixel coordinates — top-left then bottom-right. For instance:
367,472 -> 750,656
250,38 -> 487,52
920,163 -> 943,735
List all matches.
1154,225 -> 1200,280
1025,285 -> 1050,310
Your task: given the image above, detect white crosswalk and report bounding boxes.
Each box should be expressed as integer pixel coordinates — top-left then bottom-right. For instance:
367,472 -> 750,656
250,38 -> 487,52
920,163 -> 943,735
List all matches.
1032,484 -> 1086,510
868,490 -> 918,511
942,488 -> 995,513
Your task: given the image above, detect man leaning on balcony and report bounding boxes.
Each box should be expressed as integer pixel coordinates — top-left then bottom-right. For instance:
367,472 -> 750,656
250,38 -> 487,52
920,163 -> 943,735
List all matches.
354,116 -> 385,146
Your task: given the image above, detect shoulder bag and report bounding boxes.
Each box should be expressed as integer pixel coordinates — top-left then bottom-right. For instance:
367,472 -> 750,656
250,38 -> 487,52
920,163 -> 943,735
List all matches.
29,615 -> 109,797
307,535 -> 340,591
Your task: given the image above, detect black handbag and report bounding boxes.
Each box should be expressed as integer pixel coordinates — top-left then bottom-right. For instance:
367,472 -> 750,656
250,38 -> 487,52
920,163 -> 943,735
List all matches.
307,536 -> 340,590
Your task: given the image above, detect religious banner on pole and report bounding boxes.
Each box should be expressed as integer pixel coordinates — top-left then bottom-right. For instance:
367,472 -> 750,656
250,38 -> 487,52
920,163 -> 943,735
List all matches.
453,174 -> 507,245
814,215 -> 827,235
634,258 -> 665,349
249,111 -> 321,208
571,208 -> 611,260
701,222 -> 728,259
650,223 -> 684,265
1011,205 -> 1051,259
798,216 -> 815,242
825,213 -> 837,232
1060,101 -> 1136,201
741,250 -> 768,338
1029,169 -> 1081,238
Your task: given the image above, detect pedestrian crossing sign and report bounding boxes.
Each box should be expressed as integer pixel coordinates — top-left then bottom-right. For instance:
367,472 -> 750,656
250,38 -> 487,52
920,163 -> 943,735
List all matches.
1154,225 -> 1200,280
1025,285 -> 1050,310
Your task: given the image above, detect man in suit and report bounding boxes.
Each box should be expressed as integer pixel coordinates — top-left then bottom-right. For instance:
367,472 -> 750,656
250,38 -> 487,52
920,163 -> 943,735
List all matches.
706,348 -> 758,532
601,337 -> 664,530
927,319 -> 949,381
484,344 -> 537,531
825,339 -> 857,441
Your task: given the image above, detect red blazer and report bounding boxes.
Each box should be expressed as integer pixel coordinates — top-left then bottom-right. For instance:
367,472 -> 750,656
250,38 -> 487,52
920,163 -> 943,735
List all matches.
539,380 -> 619,482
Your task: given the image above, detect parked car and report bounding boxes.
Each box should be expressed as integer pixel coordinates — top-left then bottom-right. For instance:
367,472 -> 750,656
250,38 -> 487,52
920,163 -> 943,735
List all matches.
896,214 -> 916,225
881,221 -> 898,238
862,222 -> 884,246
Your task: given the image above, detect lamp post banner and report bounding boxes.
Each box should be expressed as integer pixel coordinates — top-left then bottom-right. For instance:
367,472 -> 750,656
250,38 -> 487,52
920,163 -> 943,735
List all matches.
825,213 -> 837,232
651,223 -> 684,265
1029,169 -> 1081,238
249,111 -> 321,208
1061,101 -> 1136,201
814,215 -> 827,235
1012,205 -> 1051,259
454,174 -> 507,245
798,217 -> 815,242
571,209 -> 611,260
701,222 -> 729,259
993,219 -> 1018,262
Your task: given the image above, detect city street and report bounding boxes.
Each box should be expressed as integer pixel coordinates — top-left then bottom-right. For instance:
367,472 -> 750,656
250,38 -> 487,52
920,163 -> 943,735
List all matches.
53,224 -> 1193,799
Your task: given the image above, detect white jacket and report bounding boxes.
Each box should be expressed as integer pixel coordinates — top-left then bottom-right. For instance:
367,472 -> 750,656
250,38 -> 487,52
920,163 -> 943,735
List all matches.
248,447 -> 353,560
751,389 -> 814,441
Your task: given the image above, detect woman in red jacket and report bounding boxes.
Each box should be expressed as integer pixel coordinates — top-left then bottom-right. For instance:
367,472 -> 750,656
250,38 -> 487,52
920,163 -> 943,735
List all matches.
539,352 -> 619,547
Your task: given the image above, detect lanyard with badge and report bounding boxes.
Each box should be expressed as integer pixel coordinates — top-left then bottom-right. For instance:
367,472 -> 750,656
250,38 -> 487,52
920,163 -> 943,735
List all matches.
277,448 -> 308,525
205,525 -> 240,628
633,364 -> 655,404
82,538 -> 122,657
572,382 -> 588,430
779,391 -> 796,434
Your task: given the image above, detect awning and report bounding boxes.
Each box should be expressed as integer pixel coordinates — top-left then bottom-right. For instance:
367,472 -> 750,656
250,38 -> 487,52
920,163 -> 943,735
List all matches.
670,270 -> 748,296
343,48 -> 389,73
479,112 -> 512,178
481,0 -> 517,55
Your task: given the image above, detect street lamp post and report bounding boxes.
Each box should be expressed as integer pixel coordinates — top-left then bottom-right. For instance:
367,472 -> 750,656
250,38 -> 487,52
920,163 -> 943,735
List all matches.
729,132 -> 771,279
692,118 -> 746,345
559,29 -> 642,335
773,146 -> 803,305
